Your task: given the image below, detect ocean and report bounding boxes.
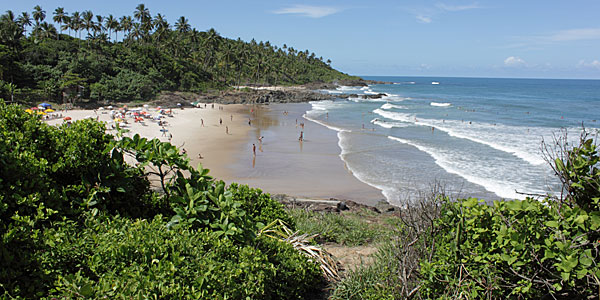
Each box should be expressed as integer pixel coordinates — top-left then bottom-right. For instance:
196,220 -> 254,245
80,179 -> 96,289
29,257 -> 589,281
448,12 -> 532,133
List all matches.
304,76 -> 600,205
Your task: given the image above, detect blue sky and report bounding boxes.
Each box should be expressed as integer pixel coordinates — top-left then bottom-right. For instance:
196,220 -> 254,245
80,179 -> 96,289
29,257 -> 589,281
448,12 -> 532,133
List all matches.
5,1 -> 600,79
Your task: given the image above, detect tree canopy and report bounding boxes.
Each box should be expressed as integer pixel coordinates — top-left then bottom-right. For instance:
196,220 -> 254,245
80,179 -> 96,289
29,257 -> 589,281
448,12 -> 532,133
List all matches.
0,4 -> 357,104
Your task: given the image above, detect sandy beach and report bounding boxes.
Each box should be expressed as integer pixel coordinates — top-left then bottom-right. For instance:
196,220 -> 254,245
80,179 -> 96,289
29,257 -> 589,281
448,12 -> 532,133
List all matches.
46,102 -> 384,205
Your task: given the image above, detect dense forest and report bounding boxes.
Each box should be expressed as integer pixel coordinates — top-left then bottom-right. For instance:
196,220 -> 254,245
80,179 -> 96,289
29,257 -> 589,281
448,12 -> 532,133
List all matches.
0,4 -> 357,104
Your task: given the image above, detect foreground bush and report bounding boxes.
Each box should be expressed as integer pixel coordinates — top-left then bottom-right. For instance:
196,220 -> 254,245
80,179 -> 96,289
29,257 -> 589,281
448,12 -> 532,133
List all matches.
35,214 -> 321,299
0,102 -> 323,299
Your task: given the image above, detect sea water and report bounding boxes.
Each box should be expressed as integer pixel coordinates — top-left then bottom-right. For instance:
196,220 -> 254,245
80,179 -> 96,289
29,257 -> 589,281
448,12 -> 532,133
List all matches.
304,76 -> 600,205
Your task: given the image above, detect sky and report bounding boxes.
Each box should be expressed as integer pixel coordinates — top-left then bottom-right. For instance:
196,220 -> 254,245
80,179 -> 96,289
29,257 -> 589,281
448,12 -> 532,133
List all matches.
4,0 -> 600,79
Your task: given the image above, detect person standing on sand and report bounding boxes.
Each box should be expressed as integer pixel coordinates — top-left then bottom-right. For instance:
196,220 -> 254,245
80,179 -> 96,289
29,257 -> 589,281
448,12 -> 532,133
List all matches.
252,144 -> 256,156
226,126 -> 229,134
248,118 -> 252,126
219,118 -> 222,125
201,119 -> 204,127
230,114 -> 233,121
299,131 -> 303,141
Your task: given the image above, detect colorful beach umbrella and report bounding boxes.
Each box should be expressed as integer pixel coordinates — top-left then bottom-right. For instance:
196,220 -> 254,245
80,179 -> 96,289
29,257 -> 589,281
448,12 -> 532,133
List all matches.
45,108 -> 55,112
63,116 -> 72,121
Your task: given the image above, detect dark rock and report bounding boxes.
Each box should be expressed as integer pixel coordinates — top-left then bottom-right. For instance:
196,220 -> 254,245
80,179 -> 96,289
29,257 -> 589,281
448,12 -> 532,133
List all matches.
337,202 -> 349,211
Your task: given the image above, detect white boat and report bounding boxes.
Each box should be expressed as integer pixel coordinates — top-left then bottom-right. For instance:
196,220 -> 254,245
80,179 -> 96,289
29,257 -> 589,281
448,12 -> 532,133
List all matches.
431,81 -> 440,85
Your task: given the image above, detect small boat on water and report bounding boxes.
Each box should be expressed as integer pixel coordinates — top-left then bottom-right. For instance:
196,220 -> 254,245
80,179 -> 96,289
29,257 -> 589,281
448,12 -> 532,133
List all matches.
431,81 -> 440,85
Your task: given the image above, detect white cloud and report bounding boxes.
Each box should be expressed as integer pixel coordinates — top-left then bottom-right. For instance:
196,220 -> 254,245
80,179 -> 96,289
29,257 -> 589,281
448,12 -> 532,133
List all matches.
504,56 -> 526,67
578,60 -> 600,69
507,27 -> 600,49
405,2 -> 480,23
416,14 -> 432,23
546,28 -> 600,42
272,5 -> 341,18
436,3 -> 481,12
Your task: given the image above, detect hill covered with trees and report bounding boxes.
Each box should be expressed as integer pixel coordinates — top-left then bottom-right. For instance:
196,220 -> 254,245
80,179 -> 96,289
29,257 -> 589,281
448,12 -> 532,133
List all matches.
0,4 -> 358,104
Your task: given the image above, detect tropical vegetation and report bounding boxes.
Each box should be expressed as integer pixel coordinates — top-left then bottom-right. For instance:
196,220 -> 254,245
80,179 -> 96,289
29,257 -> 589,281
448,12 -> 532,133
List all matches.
0,102 -> 323,299
0,4 -> 357,104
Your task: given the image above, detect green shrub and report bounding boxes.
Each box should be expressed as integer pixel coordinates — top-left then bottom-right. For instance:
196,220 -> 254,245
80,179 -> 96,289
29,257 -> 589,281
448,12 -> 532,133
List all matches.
229,183 -> 295,228
34,214 -> 320,299
420,197 -> 600,299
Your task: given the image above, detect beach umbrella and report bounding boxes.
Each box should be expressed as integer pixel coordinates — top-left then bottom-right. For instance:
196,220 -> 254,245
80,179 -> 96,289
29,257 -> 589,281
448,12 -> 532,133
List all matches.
25,109 -> 33,114
31,107 -> 38,110
45,108 -> 55,112
107,105 -> 113,109
37,111 -> 46,115
63,116 -> 72,121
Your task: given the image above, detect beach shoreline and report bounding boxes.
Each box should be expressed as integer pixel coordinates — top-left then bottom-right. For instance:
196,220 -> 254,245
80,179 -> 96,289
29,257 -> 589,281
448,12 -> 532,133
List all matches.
46,102 -> 385,206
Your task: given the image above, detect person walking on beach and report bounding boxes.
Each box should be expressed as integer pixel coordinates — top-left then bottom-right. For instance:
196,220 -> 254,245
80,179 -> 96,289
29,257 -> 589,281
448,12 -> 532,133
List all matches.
219,118 -> 222,125
299,131 -> 303,141
258,136 -> 263,143
252,144 -> 256,156
201,118 -> 204,127
248,118 -> 252,126
168,133 -> 173,142
230,114 -> 233,121
226,126 -> 229,134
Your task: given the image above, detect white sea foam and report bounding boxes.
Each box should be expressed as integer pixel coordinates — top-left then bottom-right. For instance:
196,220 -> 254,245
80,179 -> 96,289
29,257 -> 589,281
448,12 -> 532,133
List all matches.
302,113 -> 349,134
372,108 -> 547,166
388,136 -> 527,199
381,103 -> 407,110
371,119 -> 411,129
430,102 -> 451,107
373,108 -> 414,123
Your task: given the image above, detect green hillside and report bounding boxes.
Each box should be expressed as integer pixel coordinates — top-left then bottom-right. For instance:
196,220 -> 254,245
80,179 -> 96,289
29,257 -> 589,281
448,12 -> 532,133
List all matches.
0,4 -> 358,104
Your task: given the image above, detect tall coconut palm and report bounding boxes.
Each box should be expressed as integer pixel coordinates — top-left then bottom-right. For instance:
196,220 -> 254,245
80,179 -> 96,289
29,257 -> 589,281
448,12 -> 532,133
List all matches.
203,28 -> 220,70
69,11 -> 81,39
60,15 -> 70,36
32,5 -> 45,26
82,10 -> 94,40
153,13 -> 169,42
53,7 -> 65,39
94,15 -> 104,37
133,4 -> 151,40
40,22 -> 57,39
175,16 -> 190,33
119,15 -> 133,40
105,15 -> 118,41
16,12 -> 32,34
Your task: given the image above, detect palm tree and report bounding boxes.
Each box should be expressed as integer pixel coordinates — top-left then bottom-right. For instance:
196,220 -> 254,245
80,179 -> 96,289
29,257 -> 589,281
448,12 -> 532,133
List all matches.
60,15 -> 70,36
153,13 -> 169,41
53,7 -> 65,39
16,12 -> 32,34
134,4 -> 151,40
203,28 -> 220,69
82,10 -> 94,41
69,11 -> 81,39
105,15 -> 118,41
95,15 -> 104,37
40,22 -> 57,39
119,16 -> 133,40
175,16 -> 190,33
1,11 -> 23,47
32,5 -> 45,26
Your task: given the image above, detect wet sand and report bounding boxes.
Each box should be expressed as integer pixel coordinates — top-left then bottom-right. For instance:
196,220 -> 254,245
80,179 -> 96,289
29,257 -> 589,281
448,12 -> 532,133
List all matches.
230,103 -> 385,205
